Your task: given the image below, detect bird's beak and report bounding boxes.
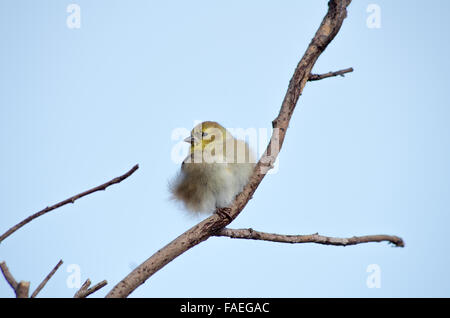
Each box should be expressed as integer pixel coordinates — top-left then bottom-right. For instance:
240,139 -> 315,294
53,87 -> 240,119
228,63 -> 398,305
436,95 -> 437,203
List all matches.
184,136 -> 194,143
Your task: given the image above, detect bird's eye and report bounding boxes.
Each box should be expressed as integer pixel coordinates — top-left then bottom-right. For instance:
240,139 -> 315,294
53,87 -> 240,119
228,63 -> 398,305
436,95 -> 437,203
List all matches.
202,132 -> 208,138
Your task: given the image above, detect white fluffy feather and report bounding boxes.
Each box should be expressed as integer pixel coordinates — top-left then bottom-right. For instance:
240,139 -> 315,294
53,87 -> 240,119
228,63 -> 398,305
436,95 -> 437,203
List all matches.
170,124 -> 255,215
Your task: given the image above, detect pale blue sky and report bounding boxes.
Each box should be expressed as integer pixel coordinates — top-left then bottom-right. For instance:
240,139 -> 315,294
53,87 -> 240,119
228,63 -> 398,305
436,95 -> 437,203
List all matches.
1,0 -> 449,297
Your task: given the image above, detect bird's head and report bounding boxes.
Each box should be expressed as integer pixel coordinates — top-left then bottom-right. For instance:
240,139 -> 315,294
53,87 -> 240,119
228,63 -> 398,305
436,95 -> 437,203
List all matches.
184,121 -> 230,153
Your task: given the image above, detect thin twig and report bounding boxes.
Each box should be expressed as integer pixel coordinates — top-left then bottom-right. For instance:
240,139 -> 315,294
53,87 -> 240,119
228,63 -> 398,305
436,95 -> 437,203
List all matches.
73,279 -> 92,298
74,279 -> 108,298
83,280 -> 108,298
31,259 -> 64,298
0,261 -> 30,298
0,164 -> 139,244
0,261 -> 18,291
308,67 -> 354,81
215,228 -> 404,247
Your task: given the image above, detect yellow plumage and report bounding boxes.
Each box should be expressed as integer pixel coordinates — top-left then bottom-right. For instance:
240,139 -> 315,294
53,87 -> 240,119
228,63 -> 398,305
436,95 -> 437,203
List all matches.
170,121 -> 256,215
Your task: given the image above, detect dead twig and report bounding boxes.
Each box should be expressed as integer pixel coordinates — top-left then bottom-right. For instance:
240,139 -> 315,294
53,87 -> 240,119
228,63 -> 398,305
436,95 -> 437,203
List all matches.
0,261 -> 30,298
0,164 -> 139,244
308,67 -> 354,81
0,261 -> 18,291
74,279 -> 108,298
31,259 -> 64,298
215,228 -> 404,247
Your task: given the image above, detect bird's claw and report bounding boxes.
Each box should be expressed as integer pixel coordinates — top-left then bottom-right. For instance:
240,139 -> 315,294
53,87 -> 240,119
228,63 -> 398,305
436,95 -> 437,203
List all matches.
216,208 -> 233,222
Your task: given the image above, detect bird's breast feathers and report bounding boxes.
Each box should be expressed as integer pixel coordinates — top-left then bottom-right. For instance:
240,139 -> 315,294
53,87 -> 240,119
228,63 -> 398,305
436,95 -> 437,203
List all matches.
170,124 -> 256,215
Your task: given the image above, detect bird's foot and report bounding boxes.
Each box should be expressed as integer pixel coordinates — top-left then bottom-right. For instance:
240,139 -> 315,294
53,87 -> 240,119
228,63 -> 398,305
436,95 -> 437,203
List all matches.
216,207 -> 233,222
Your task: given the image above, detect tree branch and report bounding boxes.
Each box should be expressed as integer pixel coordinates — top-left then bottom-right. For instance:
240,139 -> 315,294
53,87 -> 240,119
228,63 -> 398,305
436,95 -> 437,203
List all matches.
74,279 -> 108,298
106,0 -> 355,298
31,259 -> 64,298
308,67 -> 354,81
215,228 -> 404,247
0,164 -> 139,244
0,261 -> 30,298
15,281 -> 30,298
0,261 -> 18,291
74,279 -> 92,298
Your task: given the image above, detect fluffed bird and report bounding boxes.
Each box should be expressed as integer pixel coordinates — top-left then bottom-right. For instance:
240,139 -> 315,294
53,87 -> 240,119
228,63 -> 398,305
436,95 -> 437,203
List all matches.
170,121 -> 256,216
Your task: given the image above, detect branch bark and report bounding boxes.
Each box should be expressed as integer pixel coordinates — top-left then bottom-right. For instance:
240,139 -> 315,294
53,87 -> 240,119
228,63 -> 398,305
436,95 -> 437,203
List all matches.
308,67 -> 354,81
0,261 -> 18,291
0,261 -> 30,298
31,259 -> 64,298
74,278 -> 108,298
106,0 -> 355,298
0,164 -> 139,244
15,281 -> 30,298
215,228 -> 405,247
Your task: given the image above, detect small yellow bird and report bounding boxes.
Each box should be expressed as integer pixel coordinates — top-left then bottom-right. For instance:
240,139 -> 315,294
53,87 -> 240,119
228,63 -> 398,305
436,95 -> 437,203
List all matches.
170,121 -> 256,216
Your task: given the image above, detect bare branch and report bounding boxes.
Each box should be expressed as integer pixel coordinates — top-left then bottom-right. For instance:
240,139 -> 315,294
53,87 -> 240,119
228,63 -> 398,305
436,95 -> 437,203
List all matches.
215,228 -> 404,247
0,261 -> 18,291
74,279 -> 108,298
0,164 -> 139,244
106,0 -> 354,298
0,262 -> 30,298
73,279 -> 92,298
308,67 -> 354,81
31,259 -> 64,298
83,280 -> 108,298
15,281 -> 30,298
